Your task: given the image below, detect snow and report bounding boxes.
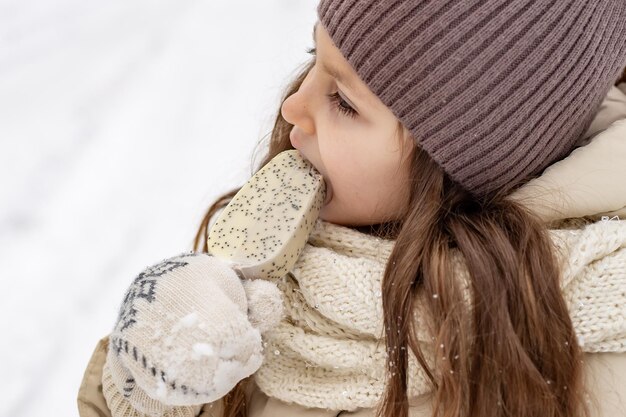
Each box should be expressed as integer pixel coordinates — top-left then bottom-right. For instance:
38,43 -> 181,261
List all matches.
155,380 -> 169,402
212,353 -> 263,400
192,343 -> 215,359
176,312 -> 199,330
0,0 -> 317,416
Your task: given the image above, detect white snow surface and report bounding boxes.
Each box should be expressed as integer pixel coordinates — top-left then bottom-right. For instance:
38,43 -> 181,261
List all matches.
0,1 -> 318,416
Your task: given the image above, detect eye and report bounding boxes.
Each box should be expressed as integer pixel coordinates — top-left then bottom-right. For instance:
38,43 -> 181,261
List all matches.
327,92 -> 357,118
305,46 -> 357,118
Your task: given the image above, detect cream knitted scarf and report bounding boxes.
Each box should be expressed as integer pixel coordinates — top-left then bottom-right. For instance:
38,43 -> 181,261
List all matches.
253,218 -> 626,411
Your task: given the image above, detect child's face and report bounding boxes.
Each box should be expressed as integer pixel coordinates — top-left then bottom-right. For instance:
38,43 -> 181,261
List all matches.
281,23 -> 413,227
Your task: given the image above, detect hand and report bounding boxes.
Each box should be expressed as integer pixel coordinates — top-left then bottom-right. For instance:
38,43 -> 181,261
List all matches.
105,252 -> 284,412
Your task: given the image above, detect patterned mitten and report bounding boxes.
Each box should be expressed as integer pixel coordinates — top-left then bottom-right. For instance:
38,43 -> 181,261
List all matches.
102,355 -> 201,417
105,252 -> 284,414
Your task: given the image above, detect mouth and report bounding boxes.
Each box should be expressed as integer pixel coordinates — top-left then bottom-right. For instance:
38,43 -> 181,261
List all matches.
313,166 -> 332,206
289,130 -> 332,206
323,182 -> 332,205
289,129 -> 299,149
299,150 -> 332,206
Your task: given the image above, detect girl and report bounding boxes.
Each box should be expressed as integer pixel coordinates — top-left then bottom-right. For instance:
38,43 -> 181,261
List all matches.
79,1 -> 626,416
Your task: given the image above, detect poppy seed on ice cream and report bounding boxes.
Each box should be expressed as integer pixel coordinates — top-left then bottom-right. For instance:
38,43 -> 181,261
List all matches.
207,150 -> 326,280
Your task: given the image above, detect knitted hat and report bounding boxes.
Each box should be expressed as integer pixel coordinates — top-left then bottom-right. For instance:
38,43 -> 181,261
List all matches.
317,0 -> 626,197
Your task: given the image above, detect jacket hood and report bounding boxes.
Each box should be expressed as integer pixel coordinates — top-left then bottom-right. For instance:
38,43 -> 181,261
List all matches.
510,83 -> 626,222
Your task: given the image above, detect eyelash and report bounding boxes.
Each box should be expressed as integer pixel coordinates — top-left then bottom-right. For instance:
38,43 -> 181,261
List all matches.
327,92 -> 357,118
305,46 -> 358,119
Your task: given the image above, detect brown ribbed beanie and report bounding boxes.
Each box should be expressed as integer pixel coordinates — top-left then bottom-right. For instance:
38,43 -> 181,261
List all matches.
317,0 -> 626,197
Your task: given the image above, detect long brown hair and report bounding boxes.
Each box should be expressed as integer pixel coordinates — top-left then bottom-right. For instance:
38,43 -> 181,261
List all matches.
377,147 -> 589,417
192,59 -> 607,417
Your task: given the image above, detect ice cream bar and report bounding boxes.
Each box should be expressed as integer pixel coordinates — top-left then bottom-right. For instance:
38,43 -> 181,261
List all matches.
207,150 -> 326,280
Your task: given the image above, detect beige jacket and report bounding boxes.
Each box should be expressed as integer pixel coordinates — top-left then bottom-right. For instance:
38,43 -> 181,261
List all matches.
78,83 -> 626,417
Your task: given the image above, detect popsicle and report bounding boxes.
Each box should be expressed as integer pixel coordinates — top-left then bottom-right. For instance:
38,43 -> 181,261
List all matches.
207,150 -> 326,280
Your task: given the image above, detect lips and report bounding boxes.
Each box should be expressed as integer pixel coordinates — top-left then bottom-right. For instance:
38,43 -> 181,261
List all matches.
302,154 -> 332,205
323,182 -> 332,205
289,129 -> 332,205
289,129 -> 300,148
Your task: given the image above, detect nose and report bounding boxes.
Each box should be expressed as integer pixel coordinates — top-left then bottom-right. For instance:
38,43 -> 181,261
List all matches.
280,82 -> 316,136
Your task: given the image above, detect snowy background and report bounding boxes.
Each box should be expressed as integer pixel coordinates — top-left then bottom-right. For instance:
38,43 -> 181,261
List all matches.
0,1 -> 318,415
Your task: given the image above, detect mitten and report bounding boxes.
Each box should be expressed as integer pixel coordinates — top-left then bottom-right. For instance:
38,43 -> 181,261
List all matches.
104,252 -> 284,415
102,356 -> 201,417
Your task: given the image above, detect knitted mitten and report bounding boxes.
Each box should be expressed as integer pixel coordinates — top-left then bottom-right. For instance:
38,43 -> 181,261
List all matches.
102,357 -> 202,417
104,252 -> 284,415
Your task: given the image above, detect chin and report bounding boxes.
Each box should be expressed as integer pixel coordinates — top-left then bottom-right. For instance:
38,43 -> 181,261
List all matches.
318,204 -> 360,227
320,205 -> 395,227
318,204 -> 344,225
318,204 -> 331,222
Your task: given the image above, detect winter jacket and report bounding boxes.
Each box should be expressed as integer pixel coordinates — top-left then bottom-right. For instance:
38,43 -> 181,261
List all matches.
78,82 -> 626,417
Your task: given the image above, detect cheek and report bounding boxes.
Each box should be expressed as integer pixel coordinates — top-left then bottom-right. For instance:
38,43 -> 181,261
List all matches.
318,134 -> 388,201
318,139 -> 353,189
316,136 -> 353,189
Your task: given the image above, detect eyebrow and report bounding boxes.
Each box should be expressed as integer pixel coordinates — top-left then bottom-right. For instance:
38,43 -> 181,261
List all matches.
312,24 -> 360,96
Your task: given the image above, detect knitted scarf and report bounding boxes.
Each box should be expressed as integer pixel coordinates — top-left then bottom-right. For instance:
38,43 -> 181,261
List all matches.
253,218 -> 626,411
